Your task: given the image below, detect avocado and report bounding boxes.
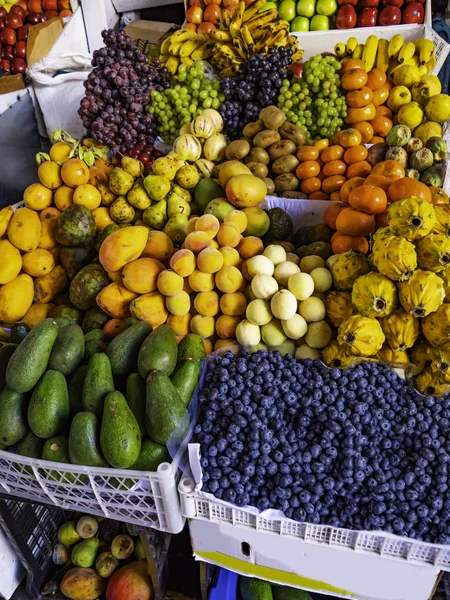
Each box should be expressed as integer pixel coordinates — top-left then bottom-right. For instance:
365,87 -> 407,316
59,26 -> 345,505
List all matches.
84,329 -> 106,342
53,316 -> 71,328
138,325 -> 178,380
145,370 -> 188,445
0,387 -> 28,446
177,334 -> 206,364
28,370 -> 70,439
42,435 -> 74,482
16,430 -> 44,459
85,339 -> 107,362
6,318 -> 59,393
69,412 -> 108,467
273,586 -> 313,600
82,307 -> 110,333
107,321 -> 151,377
68,365 -> 87,417
307,223 -> 332,245
48,324 -> 85,376
125,373 -> 146,437
0,344 -> 16,391
49,305 -> 83,325
263,208 -> 294,244
82,353 -> 115,417
55,204 -> 97,247
100,391 -> 141,468
124,317 -> 139,328
9,323 -> 30,345
239,576 -> 273,600
294,226 -> 313,248
305,241 -> 333,261
195,178 -> 225,212
60,246 -> 96,280
170,359 -> 200,406
131,438 -> 170,471
69,264 -> 110,311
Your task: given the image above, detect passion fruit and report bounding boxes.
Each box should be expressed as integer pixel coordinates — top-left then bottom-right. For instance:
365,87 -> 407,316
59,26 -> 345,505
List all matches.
49,141 -> 73,164
61,158 -> 90,188
24,183 -> 53,210
38,160 -> 63,190
73,184 -> 102,210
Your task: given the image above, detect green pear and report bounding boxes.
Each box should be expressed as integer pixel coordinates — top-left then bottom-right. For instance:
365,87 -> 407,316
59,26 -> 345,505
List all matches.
143,174 -> 171,201
57,521 -> 81,547
167,196 -> 191,219
122,156 -> 144,177
151,156 -> 179,180
205,198 -> 235,222
127,180 -> 151,210
164,214 -> 189,244
171,184 -> 192,203
71,537 -> 99,568
143,200 -> 167,230
109,168 -> 134,196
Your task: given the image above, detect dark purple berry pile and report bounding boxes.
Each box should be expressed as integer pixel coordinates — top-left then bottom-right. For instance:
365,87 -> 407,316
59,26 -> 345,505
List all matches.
219,47 -> 293,140
195,350 -> 450,545
78,29 -> 170,156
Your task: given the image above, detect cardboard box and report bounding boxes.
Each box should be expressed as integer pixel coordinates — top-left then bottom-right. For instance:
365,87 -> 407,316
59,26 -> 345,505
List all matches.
113,0 -> 183,11
0,74 -> 25,97
125,19 -> 180,54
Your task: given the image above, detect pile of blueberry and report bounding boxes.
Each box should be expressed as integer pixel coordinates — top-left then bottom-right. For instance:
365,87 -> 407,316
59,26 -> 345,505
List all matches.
194,350 -> 450,544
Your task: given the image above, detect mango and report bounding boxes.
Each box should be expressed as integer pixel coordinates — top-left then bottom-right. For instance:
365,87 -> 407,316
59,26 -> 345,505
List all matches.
99,226 -> 148,272
22,249 -> 55,278
34,265 -> 68,303
22,303 -> 55,328
141,231 -> 173,261
8,207 -> 41,252
226,175 -> 267,208
242,207 -> 271,237
166,290 -> 191,316
96,282 -> 138,318
0,206 -> 14,237
122,258 -> 165,294
0,274 -> 34,323
130,291 -> 168,329
0,240 -> 22,284
218,161 -> 252,188
38,219 -> 57,250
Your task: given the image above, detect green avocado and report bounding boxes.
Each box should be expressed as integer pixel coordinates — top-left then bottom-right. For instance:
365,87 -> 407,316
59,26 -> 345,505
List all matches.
100,391 -> 141,468
28,370 -> 70,439
239,576 -> 273,600
138,324 -> 177,379
60,246 -> 96,280
69,264 -> 110,311
84,329 -> 106,342
131,438 -> 170,471
107,321 -> 151,376
273,586 -> 313,600
263,208 -> 294,244
0,344 -> 16,392
9,323 -> 30,345
16,430 -> 44,459
42,435 -> 74,482
145,370 -> 188,445
170,359 -> 200,407
48,324 -> 85,376
82,353 -> 115,417
0,387 -> 28,446
55,204 -> 97,247
177,334 -> 206,364
68,365 -> 87,417
69,412 -> 107,467
85,339 -> 107,363
126,372 -> 146,437
48,305 -> 83,325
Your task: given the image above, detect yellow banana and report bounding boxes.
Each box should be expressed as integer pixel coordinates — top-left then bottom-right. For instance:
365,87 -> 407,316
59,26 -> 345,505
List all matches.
352,44 -> 364,60
398,41 -> 415,63
180,57 -> 194,67
212,30 -> 232,42
231,1 -> 246,27
362,35 -> 378,72
160,37 -> 172,55
388,33 -> 404,58
230,21 -> 241,39
159,54 -> 170,63
241,25 -> 254,48
222,9 -> 232,29
166,56 -> 180,74
266,29 -> 289,48
220,67 -> 235,77
233,35 -> 248,59
191,42 -> 215,60
247,8 -> 278,30
346,37 -> 358,54
217,43 -> 239,59
170,29 -> 203,43
179,37 -> 205,57
376,39 -> 390,72
243,0 -> 266,22
334,43 -> 347,59
414,38 -> 435,65
169,41 -> 184,56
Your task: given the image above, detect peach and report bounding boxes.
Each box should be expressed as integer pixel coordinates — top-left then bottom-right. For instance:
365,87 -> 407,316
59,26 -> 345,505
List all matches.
220,292 -> 247,316
183,278 -> 194,294
197,247 -> 224,274
157,270 -> 184,297
210,239 -> 220,250
167,313 -> 192,336
216,223 -> 241,248
244,284 -> 257,302
142,231 -> 173,261
166,290 -> 191,316
204,338 -> 214,354
170,249 -> 196,277
241,260 -> 252,281
188,270 -> 215,292
237,236 -> 264,259
215,265 -> 244,293
194,290 -> 220,317
185,217 -> 199,236
219,246 -> 240,267
224,210 -> 248,233
216,315 -> 240,339
195,214 -> 220,239
214,338 -> 239,354
190,315 -> 215,338
184,231 -> 212,253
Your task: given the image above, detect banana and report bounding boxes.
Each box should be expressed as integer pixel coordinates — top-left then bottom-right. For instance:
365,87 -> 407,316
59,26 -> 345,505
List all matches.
166,56 -> 180,74
233,36 -> 248,59
398,41 -> 415,63
159,54 -> 170,64
217,43 -> 239,59
180,56 -> 194,67
243,0 -> 266,22
346,37 -> 358,54
352,44 -> 364,60
231,1 -> 246,27
169,41 -> 184,56
170,29 -> 203,43
414,38 -> 435,65
230,20 -> 241,39
160,37 -> 172,55
388,34 -> 404,58
220,67 -> 235,77
246,8 -> 278,30
222,9 -> 232,29
241,25 -> 254,48
212,30 -> 232,42
362,35 -> 378,72
179,37 -> 205,57
191,41 -> 215,60
376,39 -> 390,72
334,42 -> 347,58
266,29 -> 289,48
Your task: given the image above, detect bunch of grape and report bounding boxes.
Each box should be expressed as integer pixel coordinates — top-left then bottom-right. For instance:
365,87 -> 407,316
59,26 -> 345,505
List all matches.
278,54 -> 346,141
220,47 -> 293,140
146,61 -> 225,144
78,29 -> 170,156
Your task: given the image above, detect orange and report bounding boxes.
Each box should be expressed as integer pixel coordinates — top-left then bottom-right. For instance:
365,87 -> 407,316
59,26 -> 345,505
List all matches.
387,178 -> 432,203
321,145 -> 344,163
346,160 -> 372,179
300,177 -> 321,195
353,122 -> 374,144
366,68 -> 387,91
340,176 -> 365,203
336,128 -> 362,148
295,161 -> 320,180
38,161 -> 63,190
322,175 -> 347,194
309,191 -> 330,200
323,159 -> 346,177
61,158 -> 90,188
297,146 -> 319,161
370,115 -> 393,137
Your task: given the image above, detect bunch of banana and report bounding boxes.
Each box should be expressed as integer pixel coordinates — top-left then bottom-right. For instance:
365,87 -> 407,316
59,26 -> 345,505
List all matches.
159,29 -> 214,74
207,0 -> 303,77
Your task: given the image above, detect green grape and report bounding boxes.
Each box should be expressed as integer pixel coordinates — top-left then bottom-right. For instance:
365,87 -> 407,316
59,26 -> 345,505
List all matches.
285,100 -> 293,109
202,98 -> 212,108
212,98 -> 220,109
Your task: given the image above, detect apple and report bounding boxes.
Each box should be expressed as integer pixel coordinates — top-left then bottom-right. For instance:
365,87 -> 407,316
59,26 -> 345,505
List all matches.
0,59 -> 10,72
17,24 -> 30,40
2,45 -> 13,60
357,7 -> 377,25
297,0 -> 315,16
1,27 -> 15,45
186,6 -> 203,23
27,0 -> 43,11
6,13 -> 22,28
361,0 -> 379,6
382,0 -> 403,6
42,0 -> 57,9
260,1 -> 277,8
379,4 -> 401,23
402,1 -> 424,21
10,5 -> 25,18
13,40 -> 25,58
291,15 -> 309,29
316,0 -> 337,14
278,0 -> 297,20
310,14 -> 329,28
337,0 -> 358,6
11,57 -> 26,73
25,12 -> 41,23
289,62 -> 304,77
336,4 -> 357,26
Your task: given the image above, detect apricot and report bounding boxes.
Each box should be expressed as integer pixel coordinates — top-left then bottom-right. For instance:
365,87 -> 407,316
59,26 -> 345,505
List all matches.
237,236 -> 264,259
188,270 -> 215,292
194,290 -> 220,317
184,231 -> 212,253
224,210 -> 248,233
54,185 -> 74,211
216,315 -> 240,339
215,265 -> 244,293
197,247 -> 224,274
220,292 -> 247,316
157,270 -> 184,297
170,249 -> 196,277
195,214 -> 220,239
209,239 -> 220,250
142,231 -> 173,261
167,313 -> 192,336
183,278 -> 194,294
241,260 -> 252,281
166,290 -> 191,316
185,216 -> 199,235
190,314 -> 215,338
204,338 -> 214,354
216,223 -> 241,248
219,246 -> 240,267
214,338 -> 239,354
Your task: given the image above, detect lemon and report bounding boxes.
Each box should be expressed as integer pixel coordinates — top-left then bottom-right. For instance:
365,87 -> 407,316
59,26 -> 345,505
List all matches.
425,94 -> 450,123
414,121 -> 442,144
398,101 -> 424,129
393,65 -> 420,88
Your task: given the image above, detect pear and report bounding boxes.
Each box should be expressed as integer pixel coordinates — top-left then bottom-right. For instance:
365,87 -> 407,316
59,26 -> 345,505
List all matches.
97,182 -> 116,207
143,174 -> 171,201
164,214 -> 189,244
167,196 -> 191,219
71,537 -> 99,568
95,552 -> 119,578
121,156 -> 144,177
111,534 -> 134,560
58,521 -> 81,547
171,184 -> 192,203
151,156 -> 179,180
175,165 -> 200,189
127,180 -> 151,210
109,168 -> 134,196
143,200 -> 167,230
53,543 -> 70,565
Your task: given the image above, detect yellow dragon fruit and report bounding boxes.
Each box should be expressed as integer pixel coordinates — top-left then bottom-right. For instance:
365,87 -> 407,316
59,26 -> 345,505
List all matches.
322,340 -> 355,369
337,315 -> 385,357
422,303 -> 450,348
324,291 -> 353,327
379,308 -> 420,350
417,233 -> 450,272
372,227 -> 396,243
351,272 -> 397,318
398,269 -> 444,317
438,265 -> 450,302
415,368 -> 449,396
411,342 -> 437,376
430,206 -> 450,237
376,345 -> 410,364
371,235 -> 417,281
387,196 -> 436,240
329,250 -> 370,291
430,348 -> 450,383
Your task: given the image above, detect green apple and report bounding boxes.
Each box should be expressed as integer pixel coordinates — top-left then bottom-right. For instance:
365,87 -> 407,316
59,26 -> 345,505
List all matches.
291,16 -> 309,30
310,14 -> 329,29
278,0 -> 297,20
316,0 -> 337,15
260,1 -> 278,10
296,0 -> 315,18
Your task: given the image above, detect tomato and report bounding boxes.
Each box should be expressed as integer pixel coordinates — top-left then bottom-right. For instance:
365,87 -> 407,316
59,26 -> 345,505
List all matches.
295,160 -> 320,180
297,145 -> 319,161
336,128 -> 362,149
371,160 -> 405,183
314,138 -> 329,152
372,85 -> 390,107
346,86 -> 373,108
344,145 -> 368,165
324,202 -> 343,229
346,160 -> 372,179
348,185 -> 387,214
321,145 -> 344,163
340,58 -> 365,73
342,68 -> 368,91
364,174 -> 391,193
323,159 -> 347,177
309,191 -> 330,200
353,121 -> 374,144
330,190 -> 342,201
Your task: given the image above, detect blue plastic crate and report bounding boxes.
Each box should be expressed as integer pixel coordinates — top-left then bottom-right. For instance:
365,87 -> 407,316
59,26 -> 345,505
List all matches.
208,569 -> 239,600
